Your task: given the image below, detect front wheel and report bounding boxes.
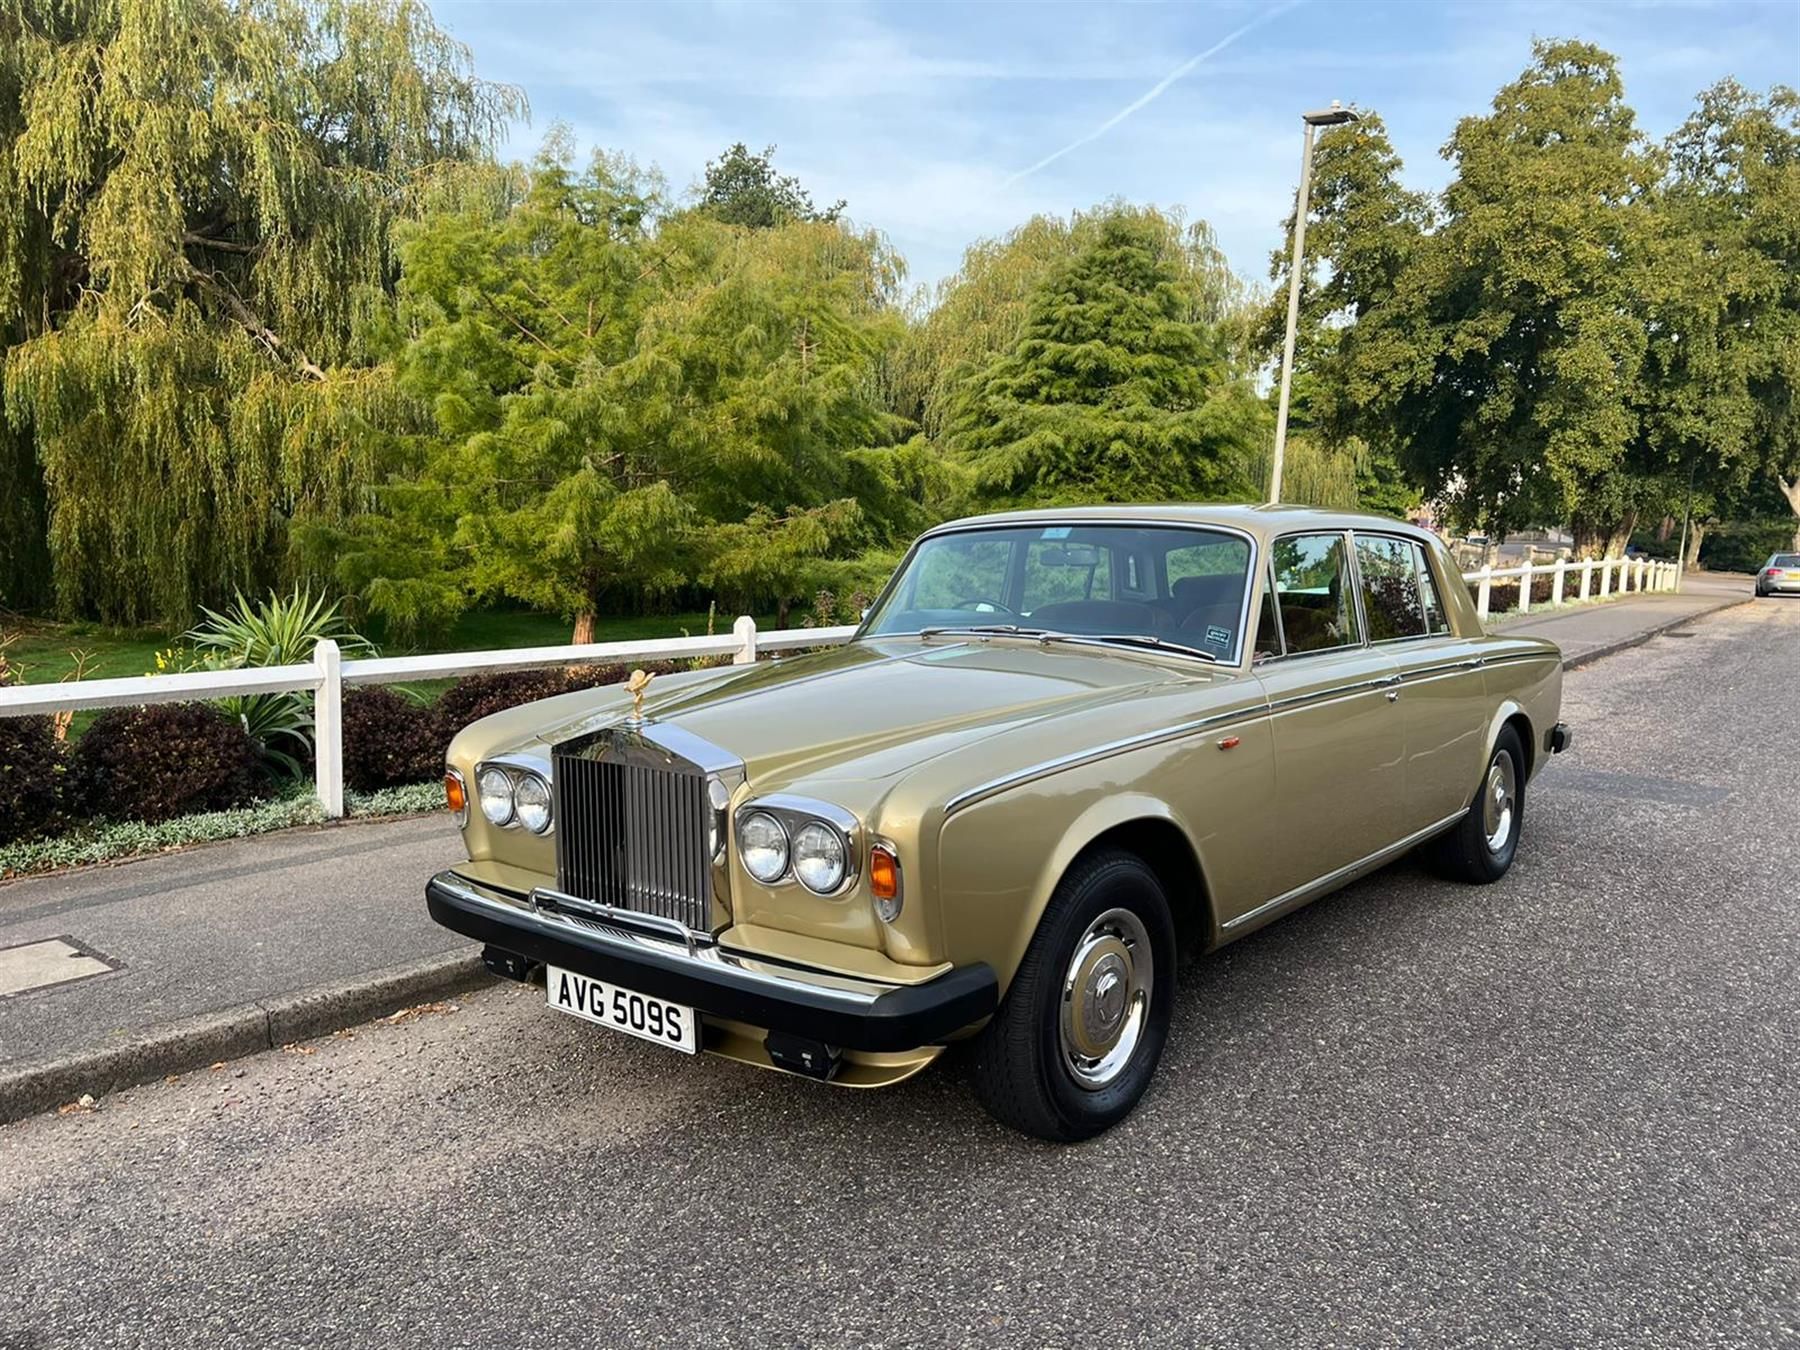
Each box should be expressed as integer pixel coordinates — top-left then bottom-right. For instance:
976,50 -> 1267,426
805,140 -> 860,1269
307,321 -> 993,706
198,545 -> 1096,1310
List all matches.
969,849 -> 1176,1142
1427,725 -> 1526,884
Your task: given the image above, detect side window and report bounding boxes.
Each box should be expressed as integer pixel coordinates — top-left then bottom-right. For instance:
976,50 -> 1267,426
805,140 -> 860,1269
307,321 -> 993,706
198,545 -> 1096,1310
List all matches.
1355,535 -> 1429,641
1270,534 -> 1360,653
1022,540 -> 1112,612
910,539 -> 1012,611
1415,542 -> 1451,635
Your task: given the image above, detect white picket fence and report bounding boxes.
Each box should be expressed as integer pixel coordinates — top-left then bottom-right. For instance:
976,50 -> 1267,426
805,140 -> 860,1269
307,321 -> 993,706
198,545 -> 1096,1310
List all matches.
0,617 -> 854,819
1467,555 -> 1679,620
0,555 -> 1677,820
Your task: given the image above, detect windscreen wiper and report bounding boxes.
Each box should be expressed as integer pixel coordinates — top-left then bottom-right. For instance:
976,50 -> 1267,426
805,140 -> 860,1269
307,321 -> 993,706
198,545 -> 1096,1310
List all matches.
916,624 -> 1053,640
1039,632 -> 1222,664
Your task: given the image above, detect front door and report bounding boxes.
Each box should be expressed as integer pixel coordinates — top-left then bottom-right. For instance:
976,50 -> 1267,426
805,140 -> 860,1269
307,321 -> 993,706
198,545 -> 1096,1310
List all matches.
1246,531 -> 1408,907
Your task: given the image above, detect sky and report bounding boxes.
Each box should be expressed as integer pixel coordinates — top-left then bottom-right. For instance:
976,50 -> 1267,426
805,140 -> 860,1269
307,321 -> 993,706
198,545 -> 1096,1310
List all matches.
434,0 -> 1800,297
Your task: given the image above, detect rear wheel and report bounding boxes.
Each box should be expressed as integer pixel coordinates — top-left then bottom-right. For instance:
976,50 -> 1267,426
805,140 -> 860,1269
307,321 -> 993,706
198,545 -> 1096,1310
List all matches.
970,849 -> 1175,1142
1428,726 -> 1526,884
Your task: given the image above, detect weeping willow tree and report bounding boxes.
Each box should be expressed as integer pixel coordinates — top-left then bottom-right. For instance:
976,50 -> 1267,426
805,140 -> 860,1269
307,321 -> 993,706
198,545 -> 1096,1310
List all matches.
0,0 -> 520,624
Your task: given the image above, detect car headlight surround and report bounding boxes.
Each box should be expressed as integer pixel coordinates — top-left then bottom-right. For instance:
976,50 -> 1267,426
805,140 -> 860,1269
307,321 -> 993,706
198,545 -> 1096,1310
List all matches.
791,821 -> 848,895
735,795 -> 861,897
738,809 -> 790,883
476,766 -> 515,827
514,773 -> 553,834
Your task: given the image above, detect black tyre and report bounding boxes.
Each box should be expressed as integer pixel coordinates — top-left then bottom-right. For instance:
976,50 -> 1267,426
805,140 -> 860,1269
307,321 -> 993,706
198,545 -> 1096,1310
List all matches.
1428,725 -> 1526,884
969,848 -> 1176,1142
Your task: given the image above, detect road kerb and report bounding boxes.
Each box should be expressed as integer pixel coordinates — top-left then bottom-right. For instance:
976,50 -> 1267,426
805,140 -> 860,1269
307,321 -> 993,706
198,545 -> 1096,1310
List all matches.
1558,593 -> 1754,670
0,948 -> 491,1126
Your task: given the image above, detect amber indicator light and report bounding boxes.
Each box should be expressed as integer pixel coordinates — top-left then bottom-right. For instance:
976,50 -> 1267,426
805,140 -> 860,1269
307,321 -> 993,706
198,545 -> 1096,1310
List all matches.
444,770 -> 466,816
869,844 -> 900,900
1217,736 -> 1241,751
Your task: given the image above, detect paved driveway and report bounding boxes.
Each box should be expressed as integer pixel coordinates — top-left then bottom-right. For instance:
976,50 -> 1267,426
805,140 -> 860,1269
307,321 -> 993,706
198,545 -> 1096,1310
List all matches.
1,599 -> 1796,1348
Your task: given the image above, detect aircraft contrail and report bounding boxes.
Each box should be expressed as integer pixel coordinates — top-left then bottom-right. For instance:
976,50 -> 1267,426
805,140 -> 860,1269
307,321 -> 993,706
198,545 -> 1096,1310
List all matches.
1001,1 -> 1305,188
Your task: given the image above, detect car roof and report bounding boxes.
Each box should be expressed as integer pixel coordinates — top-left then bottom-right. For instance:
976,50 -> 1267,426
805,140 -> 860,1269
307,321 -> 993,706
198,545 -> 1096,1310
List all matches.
926,502 -> 1435,546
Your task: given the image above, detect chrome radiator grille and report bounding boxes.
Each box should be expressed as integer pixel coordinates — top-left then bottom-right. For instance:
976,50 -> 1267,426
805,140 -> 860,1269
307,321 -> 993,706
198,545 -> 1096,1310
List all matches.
552,749 -> 712,932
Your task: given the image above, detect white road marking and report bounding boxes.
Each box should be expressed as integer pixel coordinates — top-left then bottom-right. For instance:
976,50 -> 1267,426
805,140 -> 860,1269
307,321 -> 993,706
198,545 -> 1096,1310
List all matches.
0,939 -> 113,996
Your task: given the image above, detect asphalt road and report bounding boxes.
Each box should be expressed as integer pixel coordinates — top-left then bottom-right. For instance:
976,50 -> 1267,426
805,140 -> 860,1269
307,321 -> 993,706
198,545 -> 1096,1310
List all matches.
2,597 -> 1796,1349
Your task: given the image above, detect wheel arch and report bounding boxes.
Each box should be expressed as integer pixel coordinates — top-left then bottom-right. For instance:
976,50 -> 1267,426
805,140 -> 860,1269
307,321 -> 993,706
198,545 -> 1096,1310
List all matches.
1018,794 -> 1217,974
1476,700 -> 1535,802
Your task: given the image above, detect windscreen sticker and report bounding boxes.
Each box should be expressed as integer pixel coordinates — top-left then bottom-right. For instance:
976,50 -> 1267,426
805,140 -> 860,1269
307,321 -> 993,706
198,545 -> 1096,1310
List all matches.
1206,625 -> 1232,648
1039,526 -> 1071,539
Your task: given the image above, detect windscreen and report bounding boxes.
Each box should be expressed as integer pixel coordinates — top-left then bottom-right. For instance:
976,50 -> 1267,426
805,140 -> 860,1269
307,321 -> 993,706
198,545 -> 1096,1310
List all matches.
861,523 -> 1254,662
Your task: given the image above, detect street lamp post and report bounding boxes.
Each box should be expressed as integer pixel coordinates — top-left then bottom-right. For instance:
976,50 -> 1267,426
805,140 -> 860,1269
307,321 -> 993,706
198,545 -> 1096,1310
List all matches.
1269,102 -> 1360,505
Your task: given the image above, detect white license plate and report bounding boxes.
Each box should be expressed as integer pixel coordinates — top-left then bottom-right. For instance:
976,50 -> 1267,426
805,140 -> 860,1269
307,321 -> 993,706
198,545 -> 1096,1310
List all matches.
546,966 -> 698,1055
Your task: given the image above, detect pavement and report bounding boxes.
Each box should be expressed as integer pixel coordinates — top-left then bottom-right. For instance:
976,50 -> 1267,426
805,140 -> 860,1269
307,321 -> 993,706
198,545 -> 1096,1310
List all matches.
1489,569 -> 1751,664
0,816 -> 473,1092
0,584 -> 1795,1346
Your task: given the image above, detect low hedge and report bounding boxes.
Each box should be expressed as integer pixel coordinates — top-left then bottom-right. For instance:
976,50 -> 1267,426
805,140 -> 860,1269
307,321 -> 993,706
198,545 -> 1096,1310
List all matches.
70,703 -> 264,823
342,686 -> 444,791
0,710 -> 65,845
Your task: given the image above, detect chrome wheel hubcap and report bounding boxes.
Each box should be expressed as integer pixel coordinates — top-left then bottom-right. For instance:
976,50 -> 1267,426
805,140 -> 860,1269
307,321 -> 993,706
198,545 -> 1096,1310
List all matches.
1483,753 -> 1517,853
1060,908 -> 1153,1091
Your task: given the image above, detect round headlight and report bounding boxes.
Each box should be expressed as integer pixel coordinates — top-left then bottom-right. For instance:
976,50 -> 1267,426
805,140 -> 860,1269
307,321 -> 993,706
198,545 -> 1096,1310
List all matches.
739,810 -> 789,884
514,774 -> 552,834
792,821 -> 847,895
477,767 -> 515,826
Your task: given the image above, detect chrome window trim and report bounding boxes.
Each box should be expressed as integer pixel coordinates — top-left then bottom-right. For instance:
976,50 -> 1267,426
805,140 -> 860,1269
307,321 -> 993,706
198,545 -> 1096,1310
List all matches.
1351,530 -> 1440,642
1256,528 -> 1365,663
854,518 -> 1262,670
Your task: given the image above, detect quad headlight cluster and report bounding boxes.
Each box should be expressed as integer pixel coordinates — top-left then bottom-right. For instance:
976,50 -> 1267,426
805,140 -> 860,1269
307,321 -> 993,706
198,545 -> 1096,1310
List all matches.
735,799 -> 856,897
474,760 -> 553,835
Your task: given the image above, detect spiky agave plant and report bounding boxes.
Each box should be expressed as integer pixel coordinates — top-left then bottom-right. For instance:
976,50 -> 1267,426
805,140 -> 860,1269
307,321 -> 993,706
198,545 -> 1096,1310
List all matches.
183,589 -> 377,780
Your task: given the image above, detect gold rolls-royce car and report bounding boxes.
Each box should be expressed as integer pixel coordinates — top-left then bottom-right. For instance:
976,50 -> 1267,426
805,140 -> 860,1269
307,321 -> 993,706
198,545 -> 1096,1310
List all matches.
426,505 -> 1569,1140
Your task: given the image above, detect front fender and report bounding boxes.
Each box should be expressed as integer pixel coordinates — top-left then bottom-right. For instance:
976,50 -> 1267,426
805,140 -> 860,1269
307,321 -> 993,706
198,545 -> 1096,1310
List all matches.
936,787 -> 1206,996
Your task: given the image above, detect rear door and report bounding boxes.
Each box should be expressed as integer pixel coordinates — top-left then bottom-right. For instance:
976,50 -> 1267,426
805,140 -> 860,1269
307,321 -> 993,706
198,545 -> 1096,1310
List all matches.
1249,531 -> 1407,902
1353,532 -> 1488,833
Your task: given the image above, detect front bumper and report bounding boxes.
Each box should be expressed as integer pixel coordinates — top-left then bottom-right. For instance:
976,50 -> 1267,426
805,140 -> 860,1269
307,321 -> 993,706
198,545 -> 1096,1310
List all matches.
426,871 -> 997,1053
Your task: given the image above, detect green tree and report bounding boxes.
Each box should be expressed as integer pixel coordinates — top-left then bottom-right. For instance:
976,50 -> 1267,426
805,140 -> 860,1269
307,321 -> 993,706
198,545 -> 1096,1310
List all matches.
1655,80 -> 1800,549
1263,112 -> 1430,516
319,145 -> 906,642
1,0 -> 519,624
697,142 -> 843,230
892,205 -> 1246,442
1320,42 -> 1662,552
944,206 -> 1260,506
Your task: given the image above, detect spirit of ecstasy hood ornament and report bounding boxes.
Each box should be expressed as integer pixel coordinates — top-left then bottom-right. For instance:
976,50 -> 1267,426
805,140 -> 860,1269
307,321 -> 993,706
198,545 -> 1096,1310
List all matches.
625,668 -> 655,723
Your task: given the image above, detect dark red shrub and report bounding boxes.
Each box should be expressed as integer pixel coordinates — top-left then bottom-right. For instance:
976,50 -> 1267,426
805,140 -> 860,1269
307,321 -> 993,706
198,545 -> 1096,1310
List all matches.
431,670 -> 588,733
430,662 -> 693,739
71,703 -> 262,823
0,711 -> 65,844
342,686 -> 444,790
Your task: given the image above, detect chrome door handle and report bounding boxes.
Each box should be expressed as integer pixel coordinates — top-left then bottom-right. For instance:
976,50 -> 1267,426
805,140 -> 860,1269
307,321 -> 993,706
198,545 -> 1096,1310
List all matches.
1386,689 -> 1400,702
